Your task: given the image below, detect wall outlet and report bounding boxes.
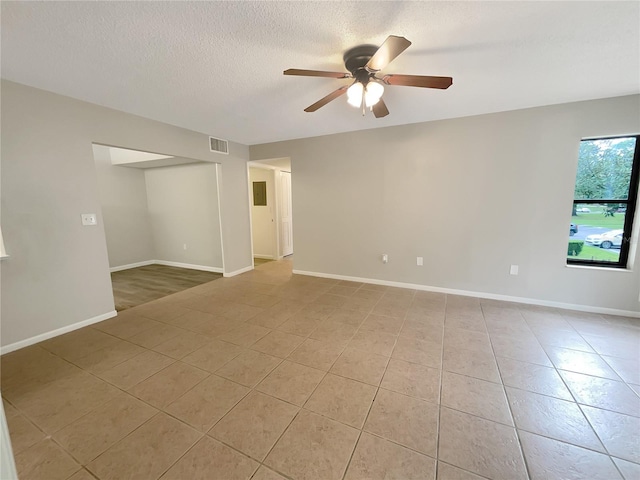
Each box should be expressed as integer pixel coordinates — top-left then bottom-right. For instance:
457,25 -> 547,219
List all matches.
81,213 -> 97,226
381,254 -> 388,264
510,264 -> 519,275
417,256 -> 423,266
183,244 -> 187,250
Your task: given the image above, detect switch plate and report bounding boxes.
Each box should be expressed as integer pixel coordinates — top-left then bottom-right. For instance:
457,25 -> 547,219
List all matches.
381,254 -> 388,264
81,213 -> 97,226
510,265 -> 519,275
417,257 -> 423,266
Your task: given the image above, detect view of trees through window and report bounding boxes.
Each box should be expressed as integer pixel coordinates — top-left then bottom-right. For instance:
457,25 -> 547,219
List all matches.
568,136 -> 639,267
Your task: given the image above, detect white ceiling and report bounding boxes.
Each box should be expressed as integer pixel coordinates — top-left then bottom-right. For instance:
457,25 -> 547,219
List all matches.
2,1 -> 638,146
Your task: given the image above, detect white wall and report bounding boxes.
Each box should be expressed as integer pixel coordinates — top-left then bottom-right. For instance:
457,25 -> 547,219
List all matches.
0,80 -> 252,349
251,95 -> 640,314
145,164 -> 223,268
249,167 -> 277,259
93,145 -> 156,268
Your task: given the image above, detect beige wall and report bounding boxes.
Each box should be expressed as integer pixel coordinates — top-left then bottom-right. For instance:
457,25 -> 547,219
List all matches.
0,80 -> 252,349
145,163 -> 223,268
249,167 -> 277,258
251,95 -> 640,314
93,144 -> 156,268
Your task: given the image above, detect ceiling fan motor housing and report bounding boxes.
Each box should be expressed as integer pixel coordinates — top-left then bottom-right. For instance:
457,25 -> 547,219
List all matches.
343,45 -> 378,76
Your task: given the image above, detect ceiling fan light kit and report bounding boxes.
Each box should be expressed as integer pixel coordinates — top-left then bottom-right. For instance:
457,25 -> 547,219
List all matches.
284,35 -> 453,118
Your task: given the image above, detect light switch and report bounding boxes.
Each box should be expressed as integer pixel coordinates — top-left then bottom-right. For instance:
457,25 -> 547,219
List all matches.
510,265 -> 519,275
81,213 -> 97,226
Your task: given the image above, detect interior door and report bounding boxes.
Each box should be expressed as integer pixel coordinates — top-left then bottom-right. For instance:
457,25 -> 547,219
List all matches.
280,171 -> 293,256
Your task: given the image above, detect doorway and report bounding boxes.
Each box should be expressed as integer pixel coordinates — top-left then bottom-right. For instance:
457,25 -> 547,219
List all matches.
248,158 -> 293,265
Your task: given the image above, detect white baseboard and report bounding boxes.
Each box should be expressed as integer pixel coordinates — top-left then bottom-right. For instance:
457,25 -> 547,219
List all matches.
224,265 -> 253,277
154,260 -> 223,273
293,269 -> 640,318
0,310 -> 118,355
253,254 -> 275,260
109,260 -> 155,272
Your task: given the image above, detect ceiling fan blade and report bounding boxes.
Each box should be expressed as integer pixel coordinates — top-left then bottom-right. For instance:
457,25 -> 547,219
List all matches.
284,69 -> 351,79
382,74 -> 453,89
365,35 -> 412,72
372,98 -> 389,118
304,86 -> 349,112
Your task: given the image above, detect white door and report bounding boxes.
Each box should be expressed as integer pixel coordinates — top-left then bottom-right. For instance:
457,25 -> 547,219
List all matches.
280,171 -> 293,256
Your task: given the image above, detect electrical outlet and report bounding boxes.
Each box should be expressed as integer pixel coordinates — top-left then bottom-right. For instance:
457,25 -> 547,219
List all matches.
417,257 -> 423,266
510,265 -> 519,275
183,244 -> 187,250
81,213 -> 97,226
381,254 -> 388,264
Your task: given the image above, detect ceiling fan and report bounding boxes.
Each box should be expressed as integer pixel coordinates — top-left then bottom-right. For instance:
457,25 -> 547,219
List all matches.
284,35 -> 453,118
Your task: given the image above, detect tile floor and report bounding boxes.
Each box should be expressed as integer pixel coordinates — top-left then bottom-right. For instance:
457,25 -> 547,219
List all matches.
2,258 -> 639,480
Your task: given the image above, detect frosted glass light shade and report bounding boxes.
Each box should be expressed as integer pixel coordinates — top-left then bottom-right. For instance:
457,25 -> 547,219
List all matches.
364,81 -> 384,107
347,82 -> 363,108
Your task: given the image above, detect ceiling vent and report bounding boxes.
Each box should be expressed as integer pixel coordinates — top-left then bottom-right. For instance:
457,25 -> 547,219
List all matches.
209,136 -> 229,155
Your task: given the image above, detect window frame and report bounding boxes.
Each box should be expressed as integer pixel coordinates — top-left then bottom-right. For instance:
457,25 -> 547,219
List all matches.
567,134 -> 640,269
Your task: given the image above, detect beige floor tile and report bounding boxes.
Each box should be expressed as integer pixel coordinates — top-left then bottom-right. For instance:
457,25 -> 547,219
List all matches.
612,457 -> 640,480
72,340 -> 145,374
87,413 -> 201,480
349,329 -> 397,356
531,326 -> 595,352
256,360 -> 325,406
1,346 -> 79,392
364,389 -> 438,456
297,302 -> 337,320
441,371 -> 512,425
265,409 -> 359,480
217,323 -> 271,347
345,432 -> 436,480
309,320 -> 358,344
490,333 -> 552,367
444,314 -> 487,334
545,345 -> 622,380
14,438 -> 80,480
327,309 -> 368,327
359,314 -> 405,336
438,407 -> 527,479
496,356 -> 573,400
560,370 -> 640,417
582,334 -> 640,360
381,358 -> 440,403
519,430 -> 623,480
436,462 -> 485,479
400,318 -> 444,342
181,340 -> 243,373
53,392 -> 157,464
392,336 -> 442,368
251,466 -> 288,480
304,373 -> 376,428
97,350 -> 175,390
165,374 -> 249,431
92,314 -> 162,340
160,436 -> 258,480
5,370 -> 120,435
67,469 -> 97,480
152,331 -> 213,359
127,323 -> 185,349
443,347 -> 501,383
330,347 -> 389,386
40,328 -> 122,363
287,338 -> 345,371
444,328 -> 493,355
277,314 -> 323,336
602,355 -> 640,384
581,406 -> 640,463
133,302 -> 193,323
250,330 -> 305,358
216,350 -> 282,387
506,387 -> 604,452
341,296 -> 379,313
222,303 -> 264,322
129,362 -> 208,409
5,412 -> 46,455
209,391 -> 298,460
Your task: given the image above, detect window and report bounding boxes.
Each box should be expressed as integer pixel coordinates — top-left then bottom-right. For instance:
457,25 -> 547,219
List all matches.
567,135 -> 640,268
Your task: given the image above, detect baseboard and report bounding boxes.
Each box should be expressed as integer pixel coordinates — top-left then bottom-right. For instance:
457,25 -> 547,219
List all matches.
0,310 -> 118,355
153,260 -> 223,273
292,269 -> 640,318
110,260 -> 155,272
224,265 -> 253,277
253,254 -> 275,260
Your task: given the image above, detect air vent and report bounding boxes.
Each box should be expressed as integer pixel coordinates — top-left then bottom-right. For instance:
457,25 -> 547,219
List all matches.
209,136 -> 229,154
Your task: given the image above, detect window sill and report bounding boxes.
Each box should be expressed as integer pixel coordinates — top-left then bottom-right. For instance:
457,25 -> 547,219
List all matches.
565,263 -> 633,273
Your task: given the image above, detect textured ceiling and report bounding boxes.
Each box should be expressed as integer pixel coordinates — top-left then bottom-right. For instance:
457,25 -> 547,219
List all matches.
2,1 -> 639,145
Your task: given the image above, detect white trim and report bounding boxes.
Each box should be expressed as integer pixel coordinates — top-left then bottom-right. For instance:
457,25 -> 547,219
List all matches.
253,254 -> 275,260
293,269 -> 640,318
215,163 -> 226,275
224,265 -> 253,277
109,260 -> 155,272
154,260 -> 223,273
0,310 -> 118,355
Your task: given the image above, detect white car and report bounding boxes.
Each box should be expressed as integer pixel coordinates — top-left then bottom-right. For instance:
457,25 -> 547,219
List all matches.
577,207 -> 591,213
584,229 -> 624,249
